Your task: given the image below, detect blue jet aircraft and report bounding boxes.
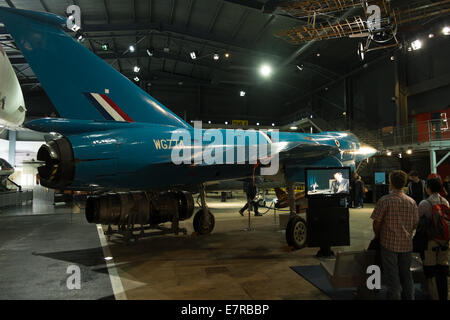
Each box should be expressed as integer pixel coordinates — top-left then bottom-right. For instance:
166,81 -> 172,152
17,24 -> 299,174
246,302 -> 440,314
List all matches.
0,7 -> 377,244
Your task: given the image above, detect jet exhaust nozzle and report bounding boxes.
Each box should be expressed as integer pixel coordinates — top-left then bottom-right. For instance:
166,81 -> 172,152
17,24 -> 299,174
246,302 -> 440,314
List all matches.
36,137 -> 75,189
85,191 -> 194,226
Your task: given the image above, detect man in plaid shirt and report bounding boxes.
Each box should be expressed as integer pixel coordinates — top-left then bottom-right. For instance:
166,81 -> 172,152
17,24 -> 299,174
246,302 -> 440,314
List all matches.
371,170 -> 419,300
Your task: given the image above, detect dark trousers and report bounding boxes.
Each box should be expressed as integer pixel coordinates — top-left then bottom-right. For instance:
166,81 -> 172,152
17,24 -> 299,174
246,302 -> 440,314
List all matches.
241,198 -> 259,214
423,265 -> 449,301
380,246 -> 415,300
355,193 -> 364,208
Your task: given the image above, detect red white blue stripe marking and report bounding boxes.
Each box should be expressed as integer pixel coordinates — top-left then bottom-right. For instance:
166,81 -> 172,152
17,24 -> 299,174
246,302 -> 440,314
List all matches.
83,92 -> 134,122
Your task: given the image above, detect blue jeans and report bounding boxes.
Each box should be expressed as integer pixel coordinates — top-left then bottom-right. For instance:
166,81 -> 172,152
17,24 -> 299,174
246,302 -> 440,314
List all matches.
380,246 -> 415,300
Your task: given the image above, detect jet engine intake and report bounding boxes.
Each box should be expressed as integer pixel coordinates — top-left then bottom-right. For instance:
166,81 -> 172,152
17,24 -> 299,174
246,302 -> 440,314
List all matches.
85,191 -> 194,226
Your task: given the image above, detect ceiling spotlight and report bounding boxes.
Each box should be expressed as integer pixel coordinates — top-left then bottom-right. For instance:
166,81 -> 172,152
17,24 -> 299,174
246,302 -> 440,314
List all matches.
411,39 -> 422,51
406,149 -> 413,155
224,53 -> 230,58
398,153 -> 402,159
213,53 -> 219,61
101,43 -> 109,51
272,123 -> 275,127
256,122 -> 260,126
343,112 -> 347,116
259,64 -> 272,78
290,126 -> 298,130
208,121 -> 211,124
387,151 -> 392,156
133,66 -> 140,73
443,26 -> 450,35
310,115 -> 313,119
146,49 -> 153,56
240,90 -> 246,97
190,51 -> 197,60
316,53 -> 321,57
129,45 -> 135,53
133,76 -> 140,82
225,121 -> 228,125
390,56 -> 395,61
428,33 -> 435,38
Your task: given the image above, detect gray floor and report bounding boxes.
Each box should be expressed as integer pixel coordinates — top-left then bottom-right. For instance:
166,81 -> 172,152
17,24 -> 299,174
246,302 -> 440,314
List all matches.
0,210 -> 114,299
0,191 -> 448,300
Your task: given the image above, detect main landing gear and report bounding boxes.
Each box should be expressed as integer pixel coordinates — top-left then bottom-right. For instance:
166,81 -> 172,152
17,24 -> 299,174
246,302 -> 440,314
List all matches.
285,181 -> 308,250
193,184 -> 215,235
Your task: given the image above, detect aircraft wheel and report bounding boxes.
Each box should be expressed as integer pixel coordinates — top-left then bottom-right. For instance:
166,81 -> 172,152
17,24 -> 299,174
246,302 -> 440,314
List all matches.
286,216 -> 307,249
193,209 -> 215,235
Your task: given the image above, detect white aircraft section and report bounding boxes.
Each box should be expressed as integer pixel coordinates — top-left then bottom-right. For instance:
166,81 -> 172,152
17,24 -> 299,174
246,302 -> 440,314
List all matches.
0,44 -> 26,128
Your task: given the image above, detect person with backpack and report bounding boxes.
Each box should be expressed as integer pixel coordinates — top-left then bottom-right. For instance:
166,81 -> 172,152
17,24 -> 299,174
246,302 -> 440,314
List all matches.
407,171 -> 427,205
418,176 -> 450,301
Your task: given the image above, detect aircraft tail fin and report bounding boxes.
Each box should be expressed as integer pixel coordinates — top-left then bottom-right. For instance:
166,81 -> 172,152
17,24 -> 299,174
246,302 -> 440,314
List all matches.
0,7 -> 190,128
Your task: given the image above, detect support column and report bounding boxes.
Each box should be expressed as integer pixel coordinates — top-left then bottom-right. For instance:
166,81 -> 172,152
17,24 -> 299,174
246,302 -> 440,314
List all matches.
395,52 -> 408,127
8,130 -> 16,167
430,149 -> 437,174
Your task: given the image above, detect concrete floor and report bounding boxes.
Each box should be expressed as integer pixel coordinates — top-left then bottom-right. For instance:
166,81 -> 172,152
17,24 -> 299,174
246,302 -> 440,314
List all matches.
1,191 -> 447,300
104,193 -> 375,300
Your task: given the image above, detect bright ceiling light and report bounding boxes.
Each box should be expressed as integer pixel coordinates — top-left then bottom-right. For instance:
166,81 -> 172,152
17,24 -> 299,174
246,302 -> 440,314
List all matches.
190,51 -> 197,60
411,39 -> 423,51
134,76 -> 140,82
225,121 -> 228,125
101,43 -> 109,51
256,122 -> 260,126
129,45 -> 135,52
272,123 -> 275,127
133,66 -> 140,73
406,149 -> 413,155
224,53 -> 230,58
146,49 -> 153,56
428,33 -> 435,38
213,53 -> 219,61
296,65 -> 304,71
290,126 -> 298,130
387,151 -> 392,156
259,64 -> 272,78
208,121 -> 211,124
443,26 -> 450,35
240,90 -> 246,97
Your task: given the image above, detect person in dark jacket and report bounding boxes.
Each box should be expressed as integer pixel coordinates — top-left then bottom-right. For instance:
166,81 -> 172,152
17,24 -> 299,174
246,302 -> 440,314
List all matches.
354,175 -> 365,208
407,171 -> 427,205
239,179 -> 261,216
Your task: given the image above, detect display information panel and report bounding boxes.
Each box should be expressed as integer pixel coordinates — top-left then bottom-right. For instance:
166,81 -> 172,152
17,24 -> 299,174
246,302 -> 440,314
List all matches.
305,167 -> 351,197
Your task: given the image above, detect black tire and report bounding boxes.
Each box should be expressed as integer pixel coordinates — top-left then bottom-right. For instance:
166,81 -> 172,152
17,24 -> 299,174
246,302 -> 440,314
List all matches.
286,216 -> 307,249
193,209 -> 215,235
